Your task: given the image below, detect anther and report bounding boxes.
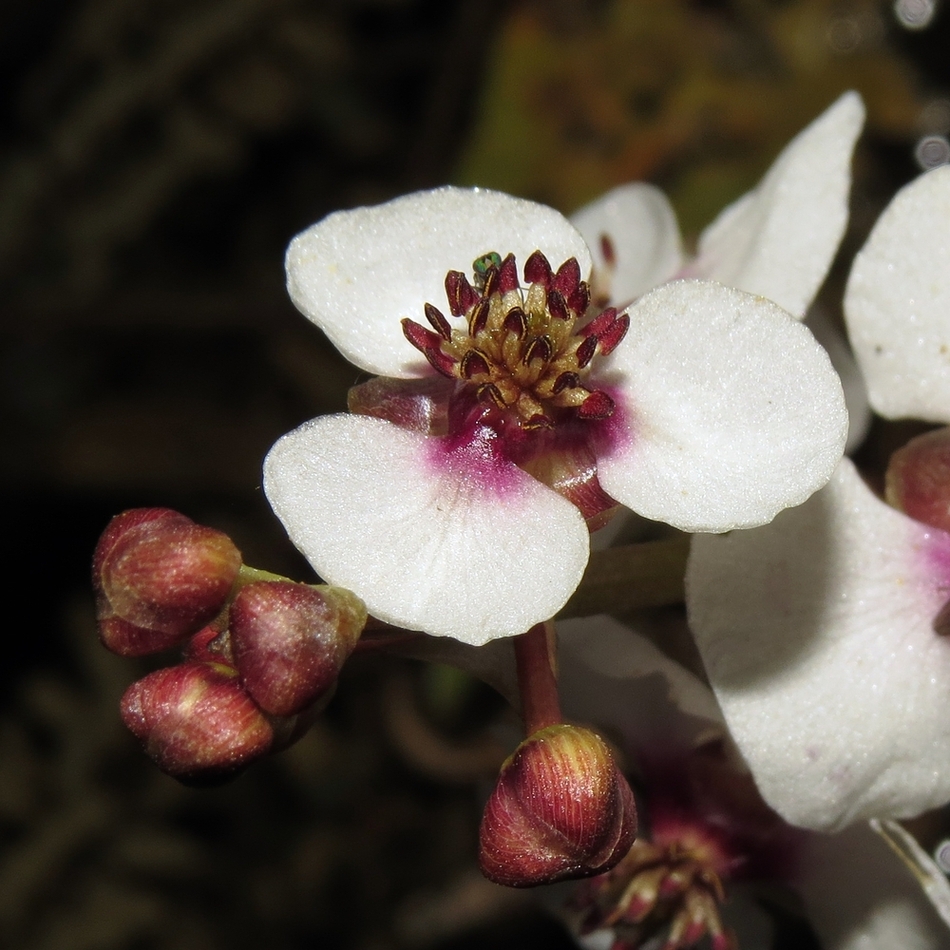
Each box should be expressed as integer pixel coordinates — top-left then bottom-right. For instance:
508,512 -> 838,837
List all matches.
553,257 -> 581,297
569,283 -> 591,315
600,233 -> 617,267
553,371 -> 579,394
547,290 -> 568,322
423,347 -> 458,378
576,334 -> 598,368
524,249 -> 552,287
598,313 -> 630,356
503,306 -> 528,338
445,270 -> 477,316
523,335 -> 553,367
583,307 -> 618,338
402,318 -> 443,353
477,382 -> 508,409
460,349 -> 492,379
481,266 -> 500,298
468,298 -> 490,337
424,302 -> 452,340
577,390 -> 615,419
497,253 -> 520,294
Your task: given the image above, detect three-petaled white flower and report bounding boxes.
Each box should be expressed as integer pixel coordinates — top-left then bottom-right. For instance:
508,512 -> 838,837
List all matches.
556,616 -> 950,950
688,164 -> 950,832
263,94 -> 862,646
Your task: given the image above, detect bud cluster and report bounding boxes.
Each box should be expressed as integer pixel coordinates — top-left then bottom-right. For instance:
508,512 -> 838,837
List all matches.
93,509 -> 366,781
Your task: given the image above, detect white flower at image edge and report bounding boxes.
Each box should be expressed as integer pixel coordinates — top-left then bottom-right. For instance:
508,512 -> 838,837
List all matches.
556,616 -> 950,950
687,165 -> 950,832
263,95 -> 862,646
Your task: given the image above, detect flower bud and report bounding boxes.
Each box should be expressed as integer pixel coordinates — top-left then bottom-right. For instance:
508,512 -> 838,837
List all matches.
120,662 -> 273,781
229,581 -> 366,717
94,508 -> 242,656
479,724 -> 637,888
348,375 -> 451,435
885,426 -> 950,533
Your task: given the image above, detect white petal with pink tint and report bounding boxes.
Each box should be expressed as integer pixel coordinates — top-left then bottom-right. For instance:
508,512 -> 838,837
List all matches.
263,413 -> 589,645
286,187 -> 592,379
695,92 -> 864,318
570,183 -> 684,305
687,458 -> 950,831
845,165 -> 950,424
595,280 -> 847,532
799,822 -> 950,950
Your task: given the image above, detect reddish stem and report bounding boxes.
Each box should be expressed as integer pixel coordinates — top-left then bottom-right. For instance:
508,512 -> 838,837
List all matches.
515,621 -> 561,735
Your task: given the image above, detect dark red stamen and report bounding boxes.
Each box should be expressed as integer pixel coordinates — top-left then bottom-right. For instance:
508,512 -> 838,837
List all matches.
577,390 -> 615,419
576,334 -> 598,368
477,382 -> 507,409
424,302 -> 452,340
424,348 -> 458,378
503,306 -> 528,338
569,283 -> 590,315
402,318 -> 443,352
460,349 -> 491,379
469,298 -> 490,337
553,371 -> 579,394
445,271 -> 477,316
599,233 -> 616,267
553,257 -> 581,297
497,253 -> 519,294
582,307 -> 618,338
524,249 -> 552,287
523,335 -> 553,366
482,266 -> 499,299
547,290 -> 568,321
598,313 -> 630,356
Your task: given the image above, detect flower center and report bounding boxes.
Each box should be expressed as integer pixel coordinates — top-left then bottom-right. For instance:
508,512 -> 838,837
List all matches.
571,832 -> 734,950
401,250 -> 629,432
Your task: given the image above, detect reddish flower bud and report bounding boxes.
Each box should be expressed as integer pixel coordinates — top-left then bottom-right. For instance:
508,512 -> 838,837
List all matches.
885,426 -> 950,533
94,508 -> 242,656
229,582 -> 366,717
347,375 -> 452,436
121,662 -> 273,781
479,724 -> 637,888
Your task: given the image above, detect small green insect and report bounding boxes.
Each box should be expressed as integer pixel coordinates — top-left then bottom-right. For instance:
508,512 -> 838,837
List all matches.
472,251 -> 502,279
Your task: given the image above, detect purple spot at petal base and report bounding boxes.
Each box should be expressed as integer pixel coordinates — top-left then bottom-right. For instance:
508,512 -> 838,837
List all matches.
424,425 -> 524,497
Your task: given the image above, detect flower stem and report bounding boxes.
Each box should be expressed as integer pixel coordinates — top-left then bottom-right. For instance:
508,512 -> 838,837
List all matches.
515,621 -> 561,735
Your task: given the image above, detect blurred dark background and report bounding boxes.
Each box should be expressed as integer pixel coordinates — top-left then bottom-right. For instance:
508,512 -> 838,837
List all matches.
2,1 -> 949,947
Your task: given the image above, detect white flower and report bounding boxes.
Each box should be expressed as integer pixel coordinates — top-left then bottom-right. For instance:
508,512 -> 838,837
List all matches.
263,98 -> 860,647
570,91 -> 863,321
687,165 -> 950,832
556,616 -> 950,950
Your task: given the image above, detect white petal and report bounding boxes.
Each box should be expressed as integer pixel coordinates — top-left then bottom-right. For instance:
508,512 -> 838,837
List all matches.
844,165 -> 950,423
687,458 -> 950,831
695,92 -> 864,318
263,414 -> 589,645
570,183 -> 684,304
557,615 -> 726,753
286,186 -> 593,378
799,823 -> 950,950
596,280 -> 848,532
